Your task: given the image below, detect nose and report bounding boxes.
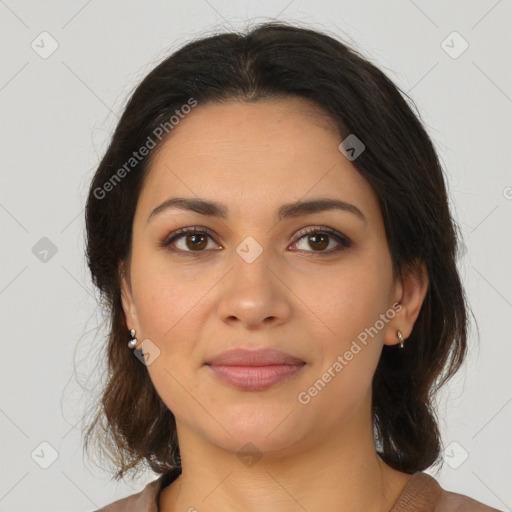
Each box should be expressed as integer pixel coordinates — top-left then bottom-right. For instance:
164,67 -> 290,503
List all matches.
216,249 -> 293,331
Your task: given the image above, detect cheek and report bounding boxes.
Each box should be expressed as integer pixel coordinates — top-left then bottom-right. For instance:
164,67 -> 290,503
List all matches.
131,265 -> 202,413
131,252 -> 209,340
300,259 -> 392,391
129,254 -> 215,397
305,285 -> 386,418
306,264 -> 390,337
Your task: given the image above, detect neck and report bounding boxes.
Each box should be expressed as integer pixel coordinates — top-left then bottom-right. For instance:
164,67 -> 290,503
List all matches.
159,396 -> 410,512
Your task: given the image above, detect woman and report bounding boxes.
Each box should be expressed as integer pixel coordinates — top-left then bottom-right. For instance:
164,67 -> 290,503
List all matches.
84,21 -> 501,512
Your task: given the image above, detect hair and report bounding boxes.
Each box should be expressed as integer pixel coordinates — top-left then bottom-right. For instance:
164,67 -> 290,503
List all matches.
83,20 -> 471,481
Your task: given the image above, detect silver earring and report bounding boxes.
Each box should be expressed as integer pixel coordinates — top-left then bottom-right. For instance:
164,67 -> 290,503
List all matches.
397,330 -> 405,349
128,328 -> 138,349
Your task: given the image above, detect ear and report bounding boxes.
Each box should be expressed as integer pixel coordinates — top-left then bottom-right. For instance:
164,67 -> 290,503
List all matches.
119,260 -> 139,333
383,259 -> 429,347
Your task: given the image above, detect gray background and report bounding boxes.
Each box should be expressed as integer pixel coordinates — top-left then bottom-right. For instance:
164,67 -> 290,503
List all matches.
0,1 -> 511,511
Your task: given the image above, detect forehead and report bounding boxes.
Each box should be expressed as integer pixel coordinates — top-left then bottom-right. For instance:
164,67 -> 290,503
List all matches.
136,98 -> 381,230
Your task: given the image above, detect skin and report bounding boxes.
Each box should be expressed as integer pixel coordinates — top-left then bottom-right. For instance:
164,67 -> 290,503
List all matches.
120,97 -> 429,512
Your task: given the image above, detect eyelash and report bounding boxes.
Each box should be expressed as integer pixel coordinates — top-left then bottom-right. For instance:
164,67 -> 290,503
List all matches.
159,226 -> 352,257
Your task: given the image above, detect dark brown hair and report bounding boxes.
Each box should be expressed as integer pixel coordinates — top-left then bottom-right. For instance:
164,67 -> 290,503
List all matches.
83,21 -> 471,481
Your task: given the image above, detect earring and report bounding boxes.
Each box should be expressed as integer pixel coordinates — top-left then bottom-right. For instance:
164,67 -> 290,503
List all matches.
128,328 -> 138,349
397,330 -> 405,349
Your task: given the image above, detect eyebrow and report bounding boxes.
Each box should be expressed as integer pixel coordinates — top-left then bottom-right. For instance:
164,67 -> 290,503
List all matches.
147,197 -> 367,224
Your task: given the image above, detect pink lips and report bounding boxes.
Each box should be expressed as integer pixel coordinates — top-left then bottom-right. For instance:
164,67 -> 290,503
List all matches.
205,348 -> 306,391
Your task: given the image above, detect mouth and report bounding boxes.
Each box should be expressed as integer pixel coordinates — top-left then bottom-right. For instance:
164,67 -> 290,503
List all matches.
204,347 -> 306,391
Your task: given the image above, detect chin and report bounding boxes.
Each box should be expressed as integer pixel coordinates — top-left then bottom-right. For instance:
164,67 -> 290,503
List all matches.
195,406 -> 307,456
210,429 -> 303,460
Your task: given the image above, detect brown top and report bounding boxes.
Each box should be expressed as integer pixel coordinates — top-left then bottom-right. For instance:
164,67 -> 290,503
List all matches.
95,469 -> 503,512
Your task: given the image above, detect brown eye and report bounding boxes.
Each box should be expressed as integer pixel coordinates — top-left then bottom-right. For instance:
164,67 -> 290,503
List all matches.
161,225 -> 351,257
306,233 -> 329,251
292,227 -> 352,254
184,233 -> 208,251
162,227 -> 219,254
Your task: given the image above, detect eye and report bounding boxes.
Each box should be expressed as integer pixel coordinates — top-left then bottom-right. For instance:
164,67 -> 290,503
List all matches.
160,226 -> 220,255
290,226 -> 352,255
160,225 -> 352,256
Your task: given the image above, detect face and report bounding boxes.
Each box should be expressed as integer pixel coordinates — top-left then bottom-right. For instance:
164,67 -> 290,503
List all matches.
120,97 -> 417,459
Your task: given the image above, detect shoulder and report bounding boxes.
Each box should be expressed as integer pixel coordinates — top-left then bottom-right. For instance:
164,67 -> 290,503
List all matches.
94,475 -> 164,512
391,472 -> 502,512
93,467 -> 181,511
434,485 -> 503,512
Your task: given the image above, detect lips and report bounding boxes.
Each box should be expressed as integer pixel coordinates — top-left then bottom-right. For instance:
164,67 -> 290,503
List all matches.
205,347 -> 305,366
204,348 -> 306,391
